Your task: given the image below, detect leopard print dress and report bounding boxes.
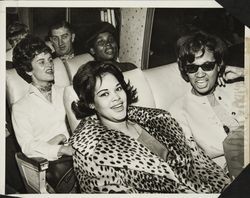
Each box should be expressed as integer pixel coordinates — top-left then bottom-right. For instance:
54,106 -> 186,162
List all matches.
69,106 -> 230,193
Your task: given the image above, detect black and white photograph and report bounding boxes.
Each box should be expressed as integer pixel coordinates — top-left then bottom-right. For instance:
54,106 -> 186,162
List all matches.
1,0 -> 249,197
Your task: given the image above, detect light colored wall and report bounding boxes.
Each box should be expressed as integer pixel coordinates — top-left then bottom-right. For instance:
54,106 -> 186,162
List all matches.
119,8 -> 147,68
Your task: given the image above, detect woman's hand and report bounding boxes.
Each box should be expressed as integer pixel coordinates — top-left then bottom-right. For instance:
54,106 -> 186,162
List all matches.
223,66 -> 244,81
47,134 -> 67,145
57,145 -> 74,157
218,66 -> 244,86
217,76 -> 226,87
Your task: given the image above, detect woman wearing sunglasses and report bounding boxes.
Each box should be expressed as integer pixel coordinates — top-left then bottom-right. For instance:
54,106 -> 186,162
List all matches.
70,61 -> 230,193
170,31 -> 244,170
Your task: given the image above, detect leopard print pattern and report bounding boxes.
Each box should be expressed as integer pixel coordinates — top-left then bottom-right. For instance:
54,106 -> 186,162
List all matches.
69,106 -> 230,193
128,106 -> 230,192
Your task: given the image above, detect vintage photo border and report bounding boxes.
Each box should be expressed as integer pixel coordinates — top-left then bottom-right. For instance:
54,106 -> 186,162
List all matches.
0,0 -> 249,197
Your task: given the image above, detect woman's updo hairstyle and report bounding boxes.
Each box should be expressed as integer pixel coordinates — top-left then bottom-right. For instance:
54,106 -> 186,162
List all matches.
72,61 -> 138,119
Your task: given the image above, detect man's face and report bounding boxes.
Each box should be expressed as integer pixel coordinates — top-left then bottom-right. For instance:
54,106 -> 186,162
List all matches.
30,52 -> 54,86
186,50 -> 220,96
90,32 -> 118,61
50,27 -> 75,56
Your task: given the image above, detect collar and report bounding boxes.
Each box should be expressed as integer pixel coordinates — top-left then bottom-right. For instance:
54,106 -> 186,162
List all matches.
70,106 -> 190,180
28,84 -> 56,102
187,87 -> 218,105
59,51 -> 75,61
187,82 -> 243,106
31,82 -> 52,92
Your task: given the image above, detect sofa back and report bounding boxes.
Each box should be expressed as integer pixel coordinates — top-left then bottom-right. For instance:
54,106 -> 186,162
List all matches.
62,55 -> 190,132
6,50 -> 190,130
143,62 -> 191,111
64,53 -> 94,83
6,48 -> 13,62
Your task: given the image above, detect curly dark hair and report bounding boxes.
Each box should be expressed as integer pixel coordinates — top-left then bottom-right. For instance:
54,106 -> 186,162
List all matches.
12,35 -> 52,83
176,31 -> 227,82
7,21 -> 29,47
72,61 -> 138,119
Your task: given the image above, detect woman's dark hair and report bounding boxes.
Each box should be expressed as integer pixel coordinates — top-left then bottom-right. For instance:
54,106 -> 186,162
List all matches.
7,21 -> 29,43
176,31 -> 227,82
72,61 -> 138,119
12,35 -> 52,83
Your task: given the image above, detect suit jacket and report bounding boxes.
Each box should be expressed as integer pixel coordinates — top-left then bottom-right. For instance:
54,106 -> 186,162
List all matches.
70,106 -> 230,193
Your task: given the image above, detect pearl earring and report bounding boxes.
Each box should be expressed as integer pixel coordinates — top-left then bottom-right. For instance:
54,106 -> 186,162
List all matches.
89,104 -> 95,109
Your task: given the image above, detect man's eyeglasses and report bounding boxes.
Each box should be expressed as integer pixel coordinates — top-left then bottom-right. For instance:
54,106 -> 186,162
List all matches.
185,62 -> 217,74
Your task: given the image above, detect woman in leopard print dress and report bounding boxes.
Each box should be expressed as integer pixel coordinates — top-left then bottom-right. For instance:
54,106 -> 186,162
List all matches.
69,61 -> 230,193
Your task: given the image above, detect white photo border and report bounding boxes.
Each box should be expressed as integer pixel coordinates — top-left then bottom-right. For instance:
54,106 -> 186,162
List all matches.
1,1 -> 249,197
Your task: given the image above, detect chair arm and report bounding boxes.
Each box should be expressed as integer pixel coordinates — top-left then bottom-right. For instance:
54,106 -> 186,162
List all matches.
15,152 -> 49,171
50,155 -> 73,164
15,152 -> 49,193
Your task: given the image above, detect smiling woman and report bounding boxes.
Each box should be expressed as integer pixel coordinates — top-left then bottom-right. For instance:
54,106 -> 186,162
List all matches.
11,35 -> 73,161
93,73 -> 128,125
69,60 -> 230,193
170,31 -> 244,170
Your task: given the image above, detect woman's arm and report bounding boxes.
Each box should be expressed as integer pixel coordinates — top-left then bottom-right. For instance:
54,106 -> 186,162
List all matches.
218,66 -> 244,86
47,134 -> 67,145
12,104 -> 64,160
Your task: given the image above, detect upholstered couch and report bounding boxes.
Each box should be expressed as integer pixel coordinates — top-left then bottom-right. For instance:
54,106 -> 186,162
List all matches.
62,54 -> 245,181
6,52 -> 190,113
6,54 -> 191,192
6,52 -> 244,188
62,54 -> 191,132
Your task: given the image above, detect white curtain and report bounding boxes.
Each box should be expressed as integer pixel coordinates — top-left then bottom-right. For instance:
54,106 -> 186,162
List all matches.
100,9 -> 116,28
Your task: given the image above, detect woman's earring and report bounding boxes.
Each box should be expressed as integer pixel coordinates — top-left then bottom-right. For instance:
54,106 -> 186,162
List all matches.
89,104 -> 95,109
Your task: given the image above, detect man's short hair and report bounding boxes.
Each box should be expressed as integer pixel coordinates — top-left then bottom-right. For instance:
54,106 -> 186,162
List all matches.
48,21 -> 74,37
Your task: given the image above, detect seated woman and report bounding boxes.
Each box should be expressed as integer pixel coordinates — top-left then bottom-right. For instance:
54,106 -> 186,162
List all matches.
85,22 -> 137,72
12,35 -> 73,161
69,61 -> 230,193
170,31 -> 244,169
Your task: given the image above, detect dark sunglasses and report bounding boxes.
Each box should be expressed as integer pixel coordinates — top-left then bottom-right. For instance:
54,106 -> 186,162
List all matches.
185,62 -> 217,74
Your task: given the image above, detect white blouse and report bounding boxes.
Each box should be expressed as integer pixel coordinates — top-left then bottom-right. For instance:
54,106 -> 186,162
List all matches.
12,84 -> 69,161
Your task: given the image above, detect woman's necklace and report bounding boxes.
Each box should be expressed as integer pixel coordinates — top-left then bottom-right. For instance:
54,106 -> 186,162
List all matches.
32,82 -> 52,102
